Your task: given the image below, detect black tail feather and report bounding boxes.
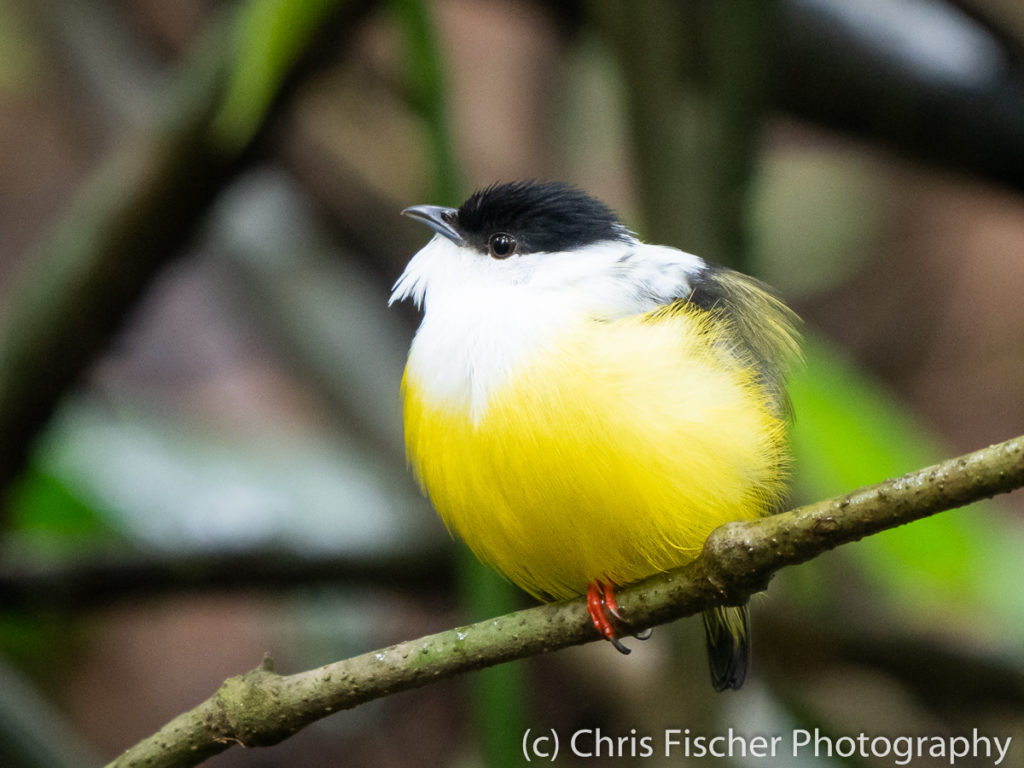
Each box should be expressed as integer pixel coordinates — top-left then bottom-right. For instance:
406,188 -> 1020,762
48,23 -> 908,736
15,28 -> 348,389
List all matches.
701,604 -> 750,691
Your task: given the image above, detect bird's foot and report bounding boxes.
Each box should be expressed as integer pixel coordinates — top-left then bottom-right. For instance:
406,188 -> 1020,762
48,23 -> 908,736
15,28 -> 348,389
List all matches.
586,580 -> 633,654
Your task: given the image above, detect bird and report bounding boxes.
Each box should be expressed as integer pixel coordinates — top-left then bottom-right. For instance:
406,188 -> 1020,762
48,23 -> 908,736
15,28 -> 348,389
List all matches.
389,180 -> 801,690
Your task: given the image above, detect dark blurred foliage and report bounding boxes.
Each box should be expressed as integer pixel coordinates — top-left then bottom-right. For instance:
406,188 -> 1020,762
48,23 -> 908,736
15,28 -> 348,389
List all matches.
1,1 -> 1024,766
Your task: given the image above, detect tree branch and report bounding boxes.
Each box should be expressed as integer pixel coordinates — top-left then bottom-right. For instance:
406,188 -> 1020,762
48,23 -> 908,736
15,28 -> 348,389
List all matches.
105,434 -> 1024,768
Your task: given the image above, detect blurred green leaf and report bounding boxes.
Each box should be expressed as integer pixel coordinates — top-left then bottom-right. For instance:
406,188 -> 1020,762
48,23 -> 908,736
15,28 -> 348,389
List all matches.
5,469 -> 118,557
789,335 -> 1024,643
0,0 -> 44,93
790,335 -> 931,499
213,0 -> 345,150
388,0 -> 460,203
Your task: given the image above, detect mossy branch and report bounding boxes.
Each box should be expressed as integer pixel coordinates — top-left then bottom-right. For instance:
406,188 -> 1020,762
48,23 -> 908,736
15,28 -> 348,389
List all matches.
105,435 -> 1024,768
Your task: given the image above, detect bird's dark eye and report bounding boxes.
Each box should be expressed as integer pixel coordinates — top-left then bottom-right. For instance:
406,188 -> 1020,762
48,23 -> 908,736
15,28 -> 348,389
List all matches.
488,232 -> 517,259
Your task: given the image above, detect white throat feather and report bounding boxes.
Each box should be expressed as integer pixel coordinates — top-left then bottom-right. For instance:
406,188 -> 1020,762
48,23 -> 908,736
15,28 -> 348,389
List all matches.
391,236 -> 707,419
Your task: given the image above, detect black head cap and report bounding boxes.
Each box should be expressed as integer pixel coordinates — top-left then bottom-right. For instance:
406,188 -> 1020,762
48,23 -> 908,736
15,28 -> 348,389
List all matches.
453,181 -> 633,255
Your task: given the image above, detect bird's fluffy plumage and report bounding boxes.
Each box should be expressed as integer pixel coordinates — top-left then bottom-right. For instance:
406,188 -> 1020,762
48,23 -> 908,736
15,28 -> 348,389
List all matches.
392,181 -> 801,687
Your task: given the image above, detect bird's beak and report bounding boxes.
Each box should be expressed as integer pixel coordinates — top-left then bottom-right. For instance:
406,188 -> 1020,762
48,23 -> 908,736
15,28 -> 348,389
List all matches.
401,205 -> 465,246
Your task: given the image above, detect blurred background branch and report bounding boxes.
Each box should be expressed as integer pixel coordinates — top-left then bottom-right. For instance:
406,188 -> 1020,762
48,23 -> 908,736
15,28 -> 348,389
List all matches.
0,0 -> 367,506
773,0 -> 1024,194
0,547 -> 454,613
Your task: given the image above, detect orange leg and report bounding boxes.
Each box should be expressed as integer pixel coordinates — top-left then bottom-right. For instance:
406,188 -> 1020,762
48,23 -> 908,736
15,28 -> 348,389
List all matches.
586,580 -> 630,654
600,580 -> 624,622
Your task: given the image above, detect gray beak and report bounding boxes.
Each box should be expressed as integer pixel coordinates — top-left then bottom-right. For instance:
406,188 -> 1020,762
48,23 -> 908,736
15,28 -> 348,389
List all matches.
401,205 -> 465,245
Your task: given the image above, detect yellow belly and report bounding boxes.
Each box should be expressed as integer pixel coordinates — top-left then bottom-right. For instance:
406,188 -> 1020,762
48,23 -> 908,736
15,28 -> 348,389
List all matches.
402,303 -> 788,601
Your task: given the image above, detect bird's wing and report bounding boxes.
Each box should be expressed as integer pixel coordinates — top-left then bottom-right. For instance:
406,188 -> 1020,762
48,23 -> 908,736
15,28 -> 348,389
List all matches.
617,245 -> 802,418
